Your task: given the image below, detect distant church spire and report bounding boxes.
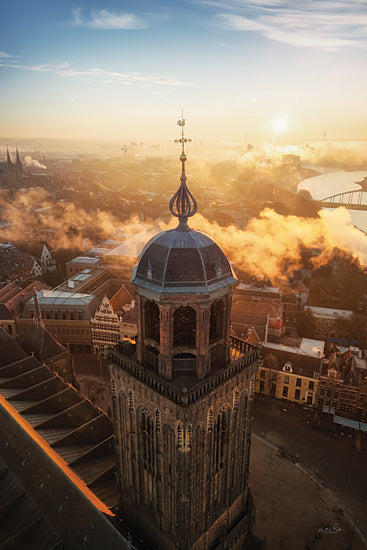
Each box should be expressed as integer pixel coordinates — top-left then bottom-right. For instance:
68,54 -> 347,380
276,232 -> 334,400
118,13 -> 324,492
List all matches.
169,113 -> 197,230
6,147 -> 12,165
33,286 -> 44,327
16,146 -> 22,166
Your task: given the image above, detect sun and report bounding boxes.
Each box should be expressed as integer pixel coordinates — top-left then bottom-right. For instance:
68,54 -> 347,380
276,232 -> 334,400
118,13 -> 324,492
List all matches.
271,118 -> 287,134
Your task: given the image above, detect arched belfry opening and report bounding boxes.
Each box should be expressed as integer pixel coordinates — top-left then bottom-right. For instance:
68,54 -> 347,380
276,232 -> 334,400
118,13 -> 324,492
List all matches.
210,299 -> 224,344
173,306 -> 196,348
145,300 -> 160,343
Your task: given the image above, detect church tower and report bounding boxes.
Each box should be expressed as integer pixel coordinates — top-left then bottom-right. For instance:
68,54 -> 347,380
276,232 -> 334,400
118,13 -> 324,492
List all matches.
108,118 -> 259,550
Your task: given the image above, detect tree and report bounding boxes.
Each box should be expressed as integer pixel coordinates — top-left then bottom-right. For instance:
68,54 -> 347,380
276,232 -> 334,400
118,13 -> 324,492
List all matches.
296,309 -> 316,338
335,313 -> 367,347
263,353 -> 279,397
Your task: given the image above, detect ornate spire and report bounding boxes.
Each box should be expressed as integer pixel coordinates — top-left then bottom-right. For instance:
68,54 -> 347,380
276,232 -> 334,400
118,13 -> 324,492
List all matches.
6,147 -> 12,165
169,113 -> 197,230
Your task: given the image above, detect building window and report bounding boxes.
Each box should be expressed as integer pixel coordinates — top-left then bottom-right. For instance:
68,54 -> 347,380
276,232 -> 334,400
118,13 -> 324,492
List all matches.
140,411 -> 154,474
296,378 -> 302,387
260,369 -> 265,379
284,375 -> 289,384
294,388 -> 301,400
259,380 -> 265,392
214,410 -> 226,473
309,381 -> 314,390
282,386 -> 288,397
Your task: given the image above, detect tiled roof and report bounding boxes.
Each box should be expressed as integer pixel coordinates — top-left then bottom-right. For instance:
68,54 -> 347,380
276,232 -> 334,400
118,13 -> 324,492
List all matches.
110,284 -> 134,313
21,323 -> 66,362
0,455 -> 63,549
0,303 -> 13,320
0,332 -> 118,511
261,345 -> 321,378
232,297 -> 281,318
0,327 -> 28,367
121,306 -> 138,323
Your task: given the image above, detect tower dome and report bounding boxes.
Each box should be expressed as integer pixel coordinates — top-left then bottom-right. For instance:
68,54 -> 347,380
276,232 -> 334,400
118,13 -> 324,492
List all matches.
132,228 -> 236,294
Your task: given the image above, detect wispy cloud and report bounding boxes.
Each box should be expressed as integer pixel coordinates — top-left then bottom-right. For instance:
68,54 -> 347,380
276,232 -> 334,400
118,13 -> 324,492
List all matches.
0,59 -> 194,87
208,0 -> 367,50
71,7 -> 148,29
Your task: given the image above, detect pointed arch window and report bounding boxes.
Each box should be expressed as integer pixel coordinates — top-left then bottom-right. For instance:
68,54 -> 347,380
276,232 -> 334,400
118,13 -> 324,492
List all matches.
140,410 -> 155,474
213,410 -> 227,473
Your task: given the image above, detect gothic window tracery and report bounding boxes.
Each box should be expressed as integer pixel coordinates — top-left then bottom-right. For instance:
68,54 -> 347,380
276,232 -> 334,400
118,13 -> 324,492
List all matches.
213,409 -> 227,473
139,409 -> 155,474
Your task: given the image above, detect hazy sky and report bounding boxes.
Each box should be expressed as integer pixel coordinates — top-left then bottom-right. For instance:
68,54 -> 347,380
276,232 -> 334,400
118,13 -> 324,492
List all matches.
1,0 -> 367,142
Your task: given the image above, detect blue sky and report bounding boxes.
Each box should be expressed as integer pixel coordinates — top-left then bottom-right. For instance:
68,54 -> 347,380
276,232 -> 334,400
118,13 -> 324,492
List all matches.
1,1 -> 367,142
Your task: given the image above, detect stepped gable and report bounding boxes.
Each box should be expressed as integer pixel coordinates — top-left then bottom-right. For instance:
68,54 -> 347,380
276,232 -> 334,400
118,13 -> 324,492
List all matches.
0,326 -> 28,367
21,322 -> 66,362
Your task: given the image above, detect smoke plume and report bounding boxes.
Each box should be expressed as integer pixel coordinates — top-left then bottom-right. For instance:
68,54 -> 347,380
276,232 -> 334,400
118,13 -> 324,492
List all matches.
0,188 -> 365,281
190,209 -> 367,280
24,155 -> 47,169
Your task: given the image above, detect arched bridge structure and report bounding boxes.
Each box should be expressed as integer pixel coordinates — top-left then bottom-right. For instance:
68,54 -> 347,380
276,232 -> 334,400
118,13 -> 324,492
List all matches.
320,189 -> 367,210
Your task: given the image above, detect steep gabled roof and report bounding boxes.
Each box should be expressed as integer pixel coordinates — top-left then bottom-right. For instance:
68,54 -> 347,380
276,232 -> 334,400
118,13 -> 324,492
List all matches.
121,306 -> 138,323
21,323 -> 66,362
0,303 -> 13,320
0,343 -> 118,511
0,327 -> 28,367
110,284 -> 134,313
0,455 -> 63,549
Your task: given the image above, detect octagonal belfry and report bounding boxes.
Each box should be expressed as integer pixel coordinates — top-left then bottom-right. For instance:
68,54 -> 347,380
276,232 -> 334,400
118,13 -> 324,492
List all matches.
109,117 -> 259,550
131,224 -> 236,382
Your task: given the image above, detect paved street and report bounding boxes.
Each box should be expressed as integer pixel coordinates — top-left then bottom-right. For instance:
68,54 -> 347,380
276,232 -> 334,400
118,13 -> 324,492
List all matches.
251,397 -> 367,549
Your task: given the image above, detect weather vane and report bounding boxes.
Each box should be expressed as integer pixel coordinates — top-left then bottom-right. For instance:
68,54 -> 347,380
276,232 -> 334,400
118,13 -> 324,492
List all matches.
174,109 -> 192,159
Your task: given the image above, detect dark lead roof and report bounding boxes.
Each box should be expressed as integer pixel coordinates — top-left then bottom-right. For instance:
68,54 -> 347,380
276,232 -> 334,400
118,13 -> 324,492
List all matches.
131,228 -> 236,294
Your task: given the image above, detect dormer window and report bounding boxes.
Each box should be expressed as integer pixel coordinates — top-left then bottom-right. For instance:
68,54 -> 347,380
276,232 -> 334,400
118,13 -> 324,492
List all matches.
283,362 -> 293,373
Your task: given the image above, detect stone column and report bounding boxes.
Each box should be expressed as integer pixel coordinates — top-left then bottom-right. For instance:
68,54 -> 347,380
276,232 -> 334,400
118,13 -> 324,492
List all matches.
158,305 -> 172,379
136,295 -> 143,364
196,305 -> 211,380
